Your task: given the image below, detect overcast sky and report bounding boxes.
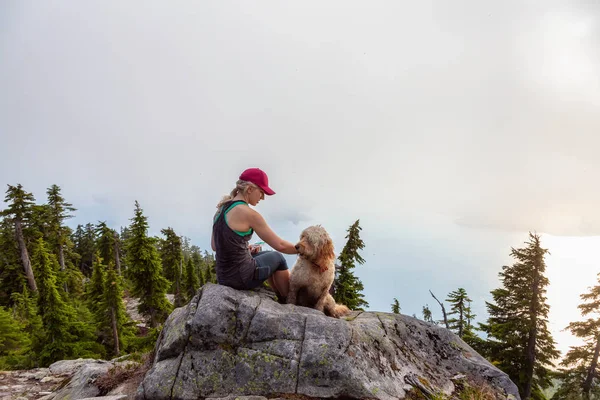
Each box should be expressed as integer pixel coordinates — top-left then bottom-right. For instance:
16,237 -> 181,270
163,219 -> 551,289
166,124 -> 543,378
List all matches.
2,1 -> 600,360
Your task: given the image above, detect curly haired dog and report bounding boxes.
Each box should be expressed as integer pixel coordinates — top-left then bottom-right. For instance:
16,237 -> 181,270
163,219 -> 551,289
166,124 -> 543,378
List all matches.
287,225 -> 350,318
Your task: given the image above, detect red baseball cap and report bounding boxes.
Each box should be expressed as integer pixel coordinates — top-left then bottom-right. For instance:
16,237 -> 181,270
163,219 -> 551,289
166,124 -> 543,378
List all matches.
239,168 -> 276,195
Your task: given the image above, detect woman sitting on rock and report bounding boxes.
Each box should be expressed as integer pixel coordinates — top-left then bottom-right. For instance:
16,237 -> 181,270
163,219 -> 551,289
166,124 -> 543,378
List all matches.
211,167 -> 298,302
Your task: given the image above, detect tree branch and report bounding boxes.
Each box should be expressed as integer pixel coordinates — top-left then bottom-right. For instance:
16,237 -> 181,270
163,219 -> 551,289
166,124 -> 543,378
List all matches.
429,290 -> 449,329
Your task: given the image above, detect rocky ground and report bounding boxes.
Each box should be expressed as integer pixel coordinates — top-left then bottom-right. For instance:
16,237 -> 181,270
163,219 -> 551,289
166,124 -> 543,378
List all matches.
0,293 -> 173,400
0,358 -> 142,400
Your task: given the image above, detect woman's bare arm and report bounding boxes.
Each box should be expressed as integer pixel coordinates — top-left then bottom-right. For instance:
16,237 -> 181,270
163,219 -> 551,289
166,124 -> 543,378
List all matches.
249,210 -> 297,254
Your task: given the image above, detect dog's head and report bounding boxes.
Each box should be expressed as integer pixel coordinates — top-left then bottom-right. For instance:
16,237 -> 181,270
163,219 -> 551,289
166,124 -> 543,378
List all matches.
294,225 -> 335,263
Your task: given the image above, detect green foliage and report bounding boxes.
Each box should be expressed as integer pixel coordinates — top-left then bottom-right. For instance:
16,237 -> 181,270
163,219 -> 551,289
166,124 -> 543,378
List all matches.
98,264 -> 134,357
159,227 -> 184,305
0,305 -> 29,369
87,253 -> 106,315
72,223 -> 96,277
33,237 -> 76,365
126,201 -> 172,327
203,251 -> 217,284
553,273 -> 600,398
96,222 -> 117,270
2,184 -> 35,222
45,185 -> 75,262
2,184 -> 38,293
0,219 -> 24,306
0,184 -> 222,367
333,219 -> 368,310
445,288 -> 475,339
481,232 -> 560,399
184,257 -> 200,300
10,286 -> 43,368
391,298 -> 401,314
127,326 -> 163,354
191,247 -> 205,287
422,304 -> 434,324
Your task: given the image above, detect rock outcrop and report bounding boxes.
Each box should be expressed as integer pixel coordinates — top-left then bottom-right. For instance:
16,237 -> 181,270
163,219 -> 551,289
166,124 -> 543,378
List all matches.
136,283 -> 520,399
0,358 -> 137,400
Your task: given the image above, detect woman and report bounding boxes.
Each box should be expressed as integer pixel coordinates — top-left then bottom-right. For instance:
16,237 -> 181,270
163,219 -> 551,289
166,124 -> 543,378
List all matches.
211,168 -> 297,302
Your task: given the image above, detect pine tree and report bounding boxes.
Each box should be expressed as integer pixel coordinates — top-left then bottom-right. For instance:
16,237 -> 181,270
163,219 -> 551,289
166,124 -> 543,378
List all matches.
554,273 -> 600,398
10,285 -> 43,366
481,232 -> 560,399
126,201 -> 171,327
100,263 -> 131,357
333,220 -> 368,310
72,223 -> 96,276
32,237 -> 76,365
422,304 -> 434,324
185,257 -> 200,300
159,227 -> 184,306
96,222 -> 114,269
0,306 -> 27,365
203,251 -> 217,284
86,253 -> 106,315
1,184 -> 37,292
0,217 -> 25,306
391,298 -> 401,314
45,185 -> 75,272
191,247 -> 205,287
445,288 -> 475,338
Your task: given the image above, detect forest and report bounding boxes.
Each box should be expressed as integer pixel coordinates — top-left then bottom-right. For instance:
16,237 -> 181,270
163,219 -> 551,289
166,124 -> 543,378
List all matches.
0,183 -> 598,400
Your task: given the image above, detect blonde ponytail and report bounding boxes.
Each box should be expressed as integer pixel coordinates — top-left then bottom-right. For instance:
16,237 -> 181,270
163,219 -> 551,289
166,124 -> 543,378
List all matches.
215,180 -> 255,209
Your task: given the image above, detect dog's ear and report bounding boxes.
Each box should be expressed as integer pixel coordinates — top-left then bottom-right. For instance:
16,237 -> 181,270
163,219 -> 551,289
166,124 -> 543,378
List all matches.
318,236 -> 335,262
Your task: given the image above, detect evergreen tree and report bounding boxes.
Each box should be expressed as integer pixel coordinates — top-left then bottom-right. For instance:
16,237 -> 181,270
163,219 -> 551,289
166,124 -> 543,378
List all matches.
0,306 -> 28,368
554,273 -> 600,398
96,222 -> 114,270
32,237 -> 75,365
100,264 -> 131,357
191,247 -> 205,287
333,220 -> 368,310
422,304 -> 434,324
0,218 -> 25,306
45,185 -> 75,272
445,288 -> 475,338
391,298 -> 401,314
185,257 -> 200,300
159,227 -> 184,306
126,201 -> 171,327
95,222 -> 122,275
481,232 -> 560,399
86,254 -> 106,315
72,223 -> 96,276
10,285 -> 43,367
1,184 -> 37,292
203,251 -> 217,284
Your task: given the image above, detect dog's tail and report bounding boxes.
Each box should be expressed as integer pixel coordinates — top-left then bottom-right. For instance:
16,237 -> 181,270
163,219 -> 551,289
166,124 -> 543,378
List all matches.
324,294 -> 351,318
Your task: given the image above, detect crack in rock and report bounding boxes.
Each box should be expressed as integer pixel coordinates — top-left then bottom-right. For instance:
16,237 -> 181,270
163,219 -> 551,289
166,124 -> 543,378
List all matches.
169,288 -> 204,399
295,316 -> 308,394
242,296 -> 263,343
376,313 -> 390,337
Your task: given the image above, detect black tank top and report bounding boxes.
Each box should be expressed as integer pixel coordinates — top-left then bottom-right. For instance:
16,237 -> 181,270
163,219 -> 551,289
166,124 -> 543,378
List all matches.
212,200 -> 256,289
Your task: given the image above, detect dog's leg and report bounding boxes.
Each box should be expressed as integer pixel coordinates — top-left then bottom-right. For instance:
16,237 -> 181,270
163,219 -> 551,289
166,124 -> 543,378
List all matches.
287,279 -> 300,305
314,288 -> 331,312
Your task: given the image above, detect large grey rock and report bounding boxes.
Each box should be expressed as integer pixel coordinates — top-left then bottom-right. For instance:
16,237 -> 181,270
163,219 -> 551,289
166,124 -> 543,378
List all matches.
137,283 -> 520,399
49,358 -> 103,376
52,360 -> 112,400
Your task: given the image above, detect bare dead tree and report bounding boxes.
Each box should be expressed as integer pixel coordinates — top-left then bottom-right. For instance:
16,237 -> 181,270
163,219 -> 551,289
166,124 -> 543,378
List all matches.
429,290 -> 449,329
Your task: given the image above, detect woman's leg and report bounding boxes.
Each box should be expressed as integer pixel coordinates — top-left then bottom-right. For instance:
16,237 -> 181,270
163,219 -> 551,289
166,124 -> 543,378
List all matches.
269,269 -> 290,298
252,251 -> 290,300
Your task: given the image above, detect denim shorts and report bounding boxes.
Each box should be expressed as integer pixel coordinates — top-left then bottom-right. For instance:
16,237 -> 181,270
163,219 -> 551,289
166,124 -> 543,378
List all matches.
245,250 -> 289,289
